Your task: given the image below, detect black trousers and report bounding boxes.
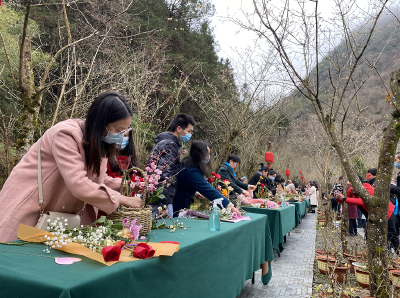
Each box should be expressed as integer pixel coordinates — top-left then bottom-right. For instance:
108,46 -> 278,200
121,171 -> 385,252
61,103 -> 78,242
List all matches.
388,214 -> 399,252
349,219 -> 357,236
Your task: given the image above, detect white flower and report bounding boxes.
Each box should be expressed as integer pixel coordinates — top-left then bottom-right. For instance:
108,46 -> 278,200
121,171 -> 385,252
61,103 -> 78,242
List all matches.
46,227 -> 50,230
163,205 -> 167,209
170,229 -> 176,232
64,219 -> 68,222
81,225 -> 84,228
73,228 -> 77,231
47,219 -> 51,223
158,207 -> 162,212
57,217 -> 60,220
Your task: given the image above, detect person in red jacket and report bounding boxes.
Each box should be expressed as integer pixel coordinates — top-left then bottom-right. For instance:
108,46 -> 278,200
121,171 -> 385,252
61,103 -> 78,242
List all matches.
334,176 -> 398,253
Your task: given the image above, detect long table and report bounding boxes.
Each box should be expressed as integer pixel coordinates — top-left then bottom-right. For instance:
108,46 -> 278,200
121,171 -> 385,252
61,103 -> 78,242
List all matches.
242,205 -> 296,257
0,213 -> 274,298
291,200 -> 307,226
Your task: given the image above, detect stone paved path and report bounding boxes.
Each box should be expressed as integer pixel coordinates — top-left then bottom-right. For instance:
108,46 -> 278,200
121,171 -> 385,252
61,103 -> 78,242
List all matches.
237,211 -> 317,298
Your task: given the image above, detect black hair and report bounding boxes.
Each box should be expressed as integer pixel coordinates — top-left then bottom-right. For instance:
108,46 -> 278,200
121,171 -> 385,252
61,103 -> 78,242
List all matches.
170,114 -> 196,132
227,154 -> 241,164
396,152 -> 400,159
339,176 -> 343,180
281,178 -> 285,183
368,168 -> 377,176
268,170 -> 276,176
181,140 -> 211,176
358,175 -> 363,183
258,163 -> 269,172
108,130 -> 137,175
83,91 -> 133,176
275,174 -> 282,183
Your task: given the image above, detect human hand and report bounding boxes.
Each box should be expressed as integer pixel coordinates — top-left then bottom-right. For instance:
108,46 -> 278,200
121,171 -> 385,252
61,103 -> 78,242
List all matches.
231,207 -> 242,217
333,191 -> 344,200
248,185 -> 256,191
242,190 -> 250,197
195,191 -> 205,199
119,195 -> 142,208
132,184 -> 144,194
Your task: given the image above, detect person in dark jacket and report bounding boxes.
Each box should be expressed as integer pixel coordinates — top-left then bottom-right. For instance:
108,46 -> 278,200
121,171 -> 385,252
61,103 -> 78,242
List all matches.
266,170 -> 277,195
217,155 -> 256,198
248,164 -> 269,198
173,141 -> 241,216
148,114 -> 195,217
330,176 -> 343,214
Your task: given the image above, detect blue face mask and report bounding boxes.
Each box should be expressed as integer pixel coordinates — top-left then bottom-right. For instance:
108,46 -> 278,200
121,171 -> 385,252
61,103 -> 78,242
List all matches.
180,132 -> 192,143
202,156 -> 210,164
395,162 -> 400,169
270,176 -> 275,181
101,131 -> 124,144
117,137 -> 130,150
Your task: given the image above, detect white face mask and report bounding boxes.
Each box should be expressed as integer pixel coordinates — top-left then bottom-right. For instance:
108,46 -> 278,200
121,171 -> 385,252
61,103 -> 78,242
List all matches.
116,137 -> 130,149
101,131 -> 124,144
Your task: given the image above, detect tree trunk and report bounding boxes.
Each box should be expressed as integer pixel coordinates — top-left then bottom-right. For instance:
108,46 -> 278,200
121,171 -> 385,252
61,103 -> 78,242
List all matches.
15,35 -> 42,162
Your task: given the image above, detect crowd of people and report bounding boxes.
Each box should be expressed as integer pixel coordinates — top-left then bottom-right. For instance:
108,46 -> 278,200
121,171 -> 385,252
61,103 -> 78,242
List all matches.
329,165 -> 400,253
0,91 -> 322,241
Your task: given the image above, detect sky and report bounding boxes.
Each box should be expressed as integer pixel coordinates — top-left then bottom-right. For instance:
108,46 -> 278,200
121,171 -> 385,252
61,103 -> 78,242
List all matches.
210,0 -> 340,62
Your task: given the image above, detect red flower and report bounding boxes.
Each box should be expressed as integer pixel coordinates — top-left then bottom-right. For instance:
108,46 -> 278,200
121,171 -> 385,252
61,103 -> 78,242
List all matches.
260,183 -> 265,187
132,243 -> 155,259
211,172 -> 217,177
215,174 -> 221,179
102,245 -> 122,262
116,156 -> 131,171
114,241 -> 125,248
262,190 -> 265,195
207,177 -> 214,183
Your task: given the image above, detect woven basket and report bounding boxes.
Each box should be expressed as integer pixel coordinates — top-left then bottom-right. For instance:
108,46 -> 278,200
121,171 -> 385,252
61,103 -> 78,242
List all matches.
107,167 -> 152,237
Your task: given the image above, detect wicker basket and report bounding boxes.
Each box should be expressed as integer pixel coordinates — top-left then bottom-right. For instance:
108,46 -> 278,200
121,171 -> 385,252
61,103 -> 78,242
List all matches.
107,167 -> 152,237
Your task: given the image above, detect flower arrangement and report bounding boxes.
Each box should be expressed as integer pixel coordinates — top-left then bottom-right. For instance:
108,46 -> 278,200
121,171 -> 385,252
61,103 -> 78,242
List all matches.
254,181 -> 270,199
41,215 -> 156,262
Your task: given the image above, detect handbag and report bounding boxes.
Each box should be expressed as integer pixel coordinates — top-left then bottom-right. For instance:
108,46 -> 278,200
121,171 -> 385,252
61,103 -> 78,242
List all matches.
35,138 -> 81,230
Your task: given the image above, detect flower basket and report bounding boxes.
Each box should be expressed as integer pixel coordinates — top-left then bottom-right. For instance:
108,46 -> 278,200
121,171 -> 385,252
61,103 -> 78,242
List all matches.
107,167 -> 152,237
316,255 -> 336,275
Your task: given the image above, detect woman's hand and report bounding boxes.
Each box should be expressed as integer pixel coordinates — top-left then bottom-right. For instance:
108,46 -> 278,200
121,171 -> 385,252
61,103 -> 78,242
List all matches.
334,191 -> 344,201
132,184 -> 144,194
231,207 -> 242,217
119,195 -> 142,208
248,185 -> 256,191
242,190 -> 250,197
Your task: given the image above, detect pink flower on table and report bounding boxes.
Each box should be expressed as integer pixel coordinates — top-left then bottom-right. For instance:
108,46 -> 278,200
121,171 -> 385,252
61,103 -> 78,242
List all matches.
122,217 -> 130,229
129,218 -> 142,241
231,212 -> 239,220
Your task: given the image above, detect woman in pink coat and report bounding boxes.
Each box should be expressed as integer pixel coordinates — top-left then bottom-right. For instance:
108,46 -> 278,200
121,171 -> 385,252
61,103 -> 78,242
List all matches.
0,91 -> 141,241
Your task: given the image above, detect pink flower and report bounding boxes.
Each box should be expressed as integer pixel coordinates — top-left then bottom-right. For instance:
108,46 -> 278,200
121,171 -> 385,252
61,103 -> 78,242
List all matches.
122,217 -> 130,229
130,182 -> 136,189
129,218 -> 142,241
217,185 -> 222,191
183,149 -> 187,154
231,212 -> 239,220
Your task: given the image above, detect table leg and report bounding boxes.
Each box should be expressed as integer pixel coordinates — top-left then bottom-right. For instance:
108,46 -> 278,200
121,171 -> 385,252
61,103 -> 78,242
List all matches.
284,235 -> 286,243
252,272 -> 255,284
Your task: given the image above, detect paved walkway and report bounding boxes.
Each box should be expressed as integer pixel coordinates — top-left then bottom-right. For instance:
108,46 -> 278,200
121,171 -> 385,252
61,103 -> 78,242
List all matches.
237,212 -> 317,298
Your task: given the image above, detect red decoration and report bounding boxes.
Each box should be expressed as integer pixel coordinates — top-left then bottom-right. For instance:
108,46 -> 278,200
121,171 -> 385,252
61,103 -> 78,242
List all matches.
265,151 -> 274,170
286,169 -> 290,176
303,179 -> 306,183
366,173 -> 370,180
300,170 -> 303,174
301,176 -> 304,179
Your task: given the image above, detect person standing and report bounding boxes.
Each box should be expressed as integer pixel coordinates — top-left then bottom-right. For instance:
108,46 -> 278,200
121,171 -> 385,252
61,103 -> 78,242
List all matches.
330,176 -> 343,214
248,164 -> 269,198
309,182 -> 318,213
148,114 -> 195,217
217,155 -> 256,199
0,91 -> 142,242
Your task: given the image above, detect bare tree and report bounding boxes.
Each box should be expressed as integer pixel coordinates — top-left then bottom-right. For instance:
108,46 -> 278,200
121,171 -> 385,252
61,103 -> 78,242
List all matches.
229,0 -> 399,295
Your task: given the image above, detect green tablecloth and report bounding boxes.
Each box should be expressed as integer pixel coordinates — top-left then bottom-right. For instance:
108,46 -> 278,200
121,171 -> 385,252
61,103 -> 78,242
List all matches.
291,201 -> 307,226
242,206 -> 296,257
305,198 -> 311,209
0,213 -> 274,298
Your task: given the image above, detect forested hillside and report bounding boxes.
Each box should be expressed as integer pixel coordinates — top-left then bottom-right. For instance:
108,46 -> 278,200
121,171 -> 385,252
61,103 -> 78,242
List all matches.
0,0 -> 285,186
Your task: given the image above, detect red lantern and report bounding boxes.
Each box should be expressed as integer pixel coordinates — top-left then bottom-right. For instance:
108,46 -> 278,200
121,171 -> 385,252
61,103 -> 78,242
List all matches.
303,179 -> 306,183
265,151 -> 274,169
366,173 -> 370,180
286,169 -> 290,177
300,170 -> 303,174
301,176 -> 304,179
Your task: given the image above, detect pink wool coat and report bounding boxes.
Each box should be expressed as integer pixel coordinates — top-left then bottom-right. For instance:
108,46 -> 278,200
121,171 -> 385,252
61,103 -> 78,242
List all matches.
0,119 -> 122,241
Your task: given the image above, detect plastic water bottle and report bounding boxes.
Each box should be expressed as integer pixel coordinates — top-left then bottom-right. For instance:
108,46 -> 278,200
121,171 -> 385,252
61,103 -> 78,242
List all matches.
281,196 -> 285,207
208,205 -> 220,231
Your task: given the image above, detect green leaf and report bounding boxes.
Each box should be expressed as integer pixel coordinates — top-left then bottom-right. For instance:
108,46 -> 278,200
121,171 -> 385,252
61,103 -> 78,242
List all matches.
111,223 -> 123,230
92,216 -> 106,225
158,195 -> 165,199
